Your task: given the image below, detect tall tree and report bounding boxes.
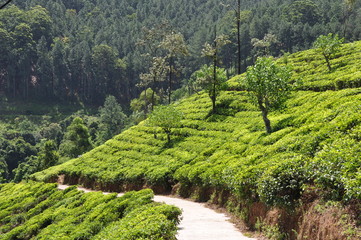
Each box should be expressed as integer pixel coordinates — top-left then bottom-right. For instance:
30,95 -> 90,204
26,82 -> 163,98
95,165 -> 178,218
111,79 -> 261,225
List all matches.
97,95 -> 127,144
137,22 -> 172,110
0,28 -> 12,94
35,36 -> 53,99
12,23 -> 35,99
139,57 -> 168,111
223,0 -> 242,74
130,88 -> 160,114
52,38 -> 70,99
160,32 -> 188,104
201,31 -> 230,113
59,117 -> 92,158
193,65 -> 228,114
343,0 -> 357,37
91,44 -> 122,103
39,140 -> 59,169
251,33 -> 279,57
244,57 -> 292,134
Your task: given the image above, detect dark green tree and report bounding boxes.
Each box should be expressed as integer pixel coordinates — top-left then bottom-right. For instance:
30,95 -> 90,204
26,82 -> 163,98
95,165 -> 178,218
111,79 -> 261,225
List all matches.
282,0 -> 321,26
0,158 -> 8,183
96,95 -> 127,144
244,57 -> 292,134
91,44 -> 126,102
59,117 -> 92,158
0,137 -> 37,179
51,38 -> 70,99
0,28 -> 12,93
343,0 -> 357,37
39,140 -> 59,169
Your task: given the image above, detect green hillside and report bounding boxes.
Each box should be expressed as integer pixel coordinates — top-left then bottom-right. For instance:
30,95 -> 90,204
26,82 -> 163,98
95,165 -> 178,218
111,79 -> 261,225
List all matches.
0,182 -> 180,240
33,41 -> 361,238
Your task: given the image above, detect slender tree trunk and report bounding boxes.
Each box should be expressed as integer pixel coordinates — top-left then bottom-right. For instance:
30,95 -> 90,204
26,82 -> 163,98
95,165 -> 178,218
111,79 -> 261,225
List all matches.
152,76 -> 156,111
212,64 -> 217,113
212,27 -> 217,114
144,88 -> 148,114
237,0 -> 241,74
324,54 -> 332,71
167,133 -> 171,143
258,99 -> 271,134
168,56 -> 173,104
13,69 -> 16,98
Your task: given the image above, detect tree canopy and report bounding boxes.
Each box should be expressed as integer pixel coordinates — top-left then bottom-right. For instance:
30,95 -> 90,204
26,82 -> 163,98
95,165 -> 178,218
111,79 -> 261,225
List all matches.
147,105 -> 183,143
0,0 -> 359,107
244,57 -> 292,133
313,33 -> 345,71
59,117 -> 92,158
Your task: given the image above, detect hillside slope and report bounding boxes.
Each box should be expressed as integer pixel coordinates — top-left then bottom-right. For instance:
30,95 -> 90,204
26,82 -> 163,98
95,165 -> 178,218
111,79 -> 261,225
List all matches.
33,41 -> 361,239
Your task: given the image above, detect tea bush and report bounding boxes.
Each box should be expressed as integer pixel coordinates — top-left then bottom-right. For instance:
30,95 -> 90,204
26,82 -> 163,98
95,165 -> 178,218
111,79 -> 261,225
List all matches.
0,182 -> 181,239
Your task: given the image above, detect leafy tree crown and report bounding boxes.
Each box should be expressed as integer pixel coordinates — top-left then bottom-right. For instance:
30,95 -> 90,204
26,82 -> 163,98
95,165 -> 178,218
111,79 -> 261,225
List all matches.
147,105 -> 183,132
244,57 -> 292,109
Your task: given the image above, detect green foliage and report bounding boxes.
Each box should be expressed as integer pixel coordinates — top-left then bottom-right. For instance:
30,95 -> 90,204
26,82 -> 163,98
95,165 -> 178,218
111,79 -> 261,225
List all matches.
308,133 -> 361,200
39,140 -> 59,169
0,182 -> 181,240
97,95 -> 127,144
1,0 -> 361,106
0,159 -> 8,183
0,137 -> 37,177
130,88 -> 160,114
192,65 -> 228,113
257,155 -> 308,207
244,57 -> 292,133
59,117 -> 92,158
313,33 -> 345,71
147,105 -> 183,143
282,0 -> 321,25
12,156 -> 40,183
244,57 -> 292,109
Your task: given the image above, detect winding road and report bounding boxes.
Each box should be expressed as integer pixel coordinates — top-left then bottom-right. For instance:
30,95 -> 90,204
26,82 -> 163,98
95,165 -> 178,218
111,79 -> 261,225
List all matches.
58,185 -> 256,240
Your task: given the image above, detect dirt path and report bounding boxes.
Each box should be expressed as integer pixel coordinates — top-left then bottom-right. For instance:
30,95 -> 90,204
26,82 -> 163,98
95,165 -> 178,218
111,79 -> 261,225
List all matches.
57,185 -> 256,240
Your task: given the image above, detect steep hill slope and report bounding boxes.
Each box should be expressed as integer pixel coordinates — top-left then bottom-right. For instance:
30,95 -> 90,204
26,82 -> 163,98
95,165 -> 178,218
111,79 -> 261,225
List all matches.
33,41 -> 361,239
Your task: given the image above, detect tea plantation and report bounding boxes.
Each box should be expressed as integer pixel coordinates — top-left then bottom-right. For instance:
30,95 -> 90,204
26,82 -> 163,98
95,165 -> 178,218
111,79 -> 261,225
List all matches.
32,41 -> 361,237
0,182 -> 181,240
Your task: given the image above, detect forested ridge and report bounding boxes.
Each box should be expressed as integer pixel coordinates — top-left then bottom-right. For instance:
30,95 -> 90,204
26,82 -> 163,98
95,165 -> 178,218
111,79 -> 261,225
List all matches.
0,0 -> 360,106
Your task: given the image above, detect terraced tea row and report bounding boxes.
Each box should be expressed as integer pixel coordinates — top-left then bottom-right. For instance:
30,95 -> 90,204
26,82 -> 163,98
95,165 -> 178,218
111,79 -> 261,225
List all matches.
0,182 -> 181,240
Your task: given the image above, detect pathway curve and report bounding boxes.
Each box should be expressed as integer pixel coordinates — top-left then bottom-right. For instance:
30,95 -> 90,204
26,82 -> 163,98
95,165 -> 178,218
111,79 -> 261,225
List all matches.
57,185 -> 256,240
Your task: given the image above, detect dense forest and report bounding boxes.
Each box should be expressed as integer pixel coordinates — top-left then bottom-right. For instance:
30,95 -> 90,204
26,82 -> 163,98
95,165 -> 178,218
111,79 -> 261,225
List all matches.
0,0 -> 360,106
